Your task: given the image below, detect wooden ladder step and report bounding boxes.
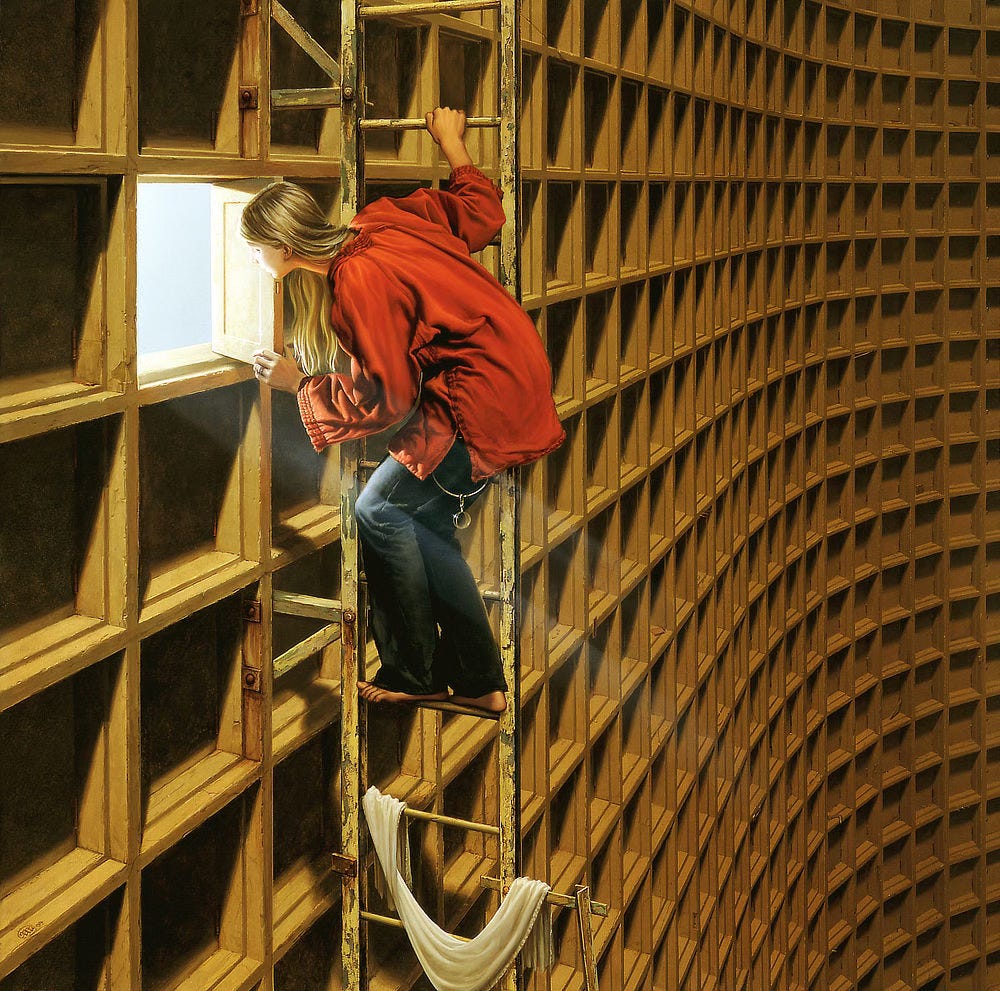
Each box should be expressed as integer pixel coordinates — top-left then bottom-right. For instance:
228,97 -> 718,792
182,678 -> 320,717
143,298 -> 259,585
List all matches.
360,0 -> 499,18
360,115 -> 500,131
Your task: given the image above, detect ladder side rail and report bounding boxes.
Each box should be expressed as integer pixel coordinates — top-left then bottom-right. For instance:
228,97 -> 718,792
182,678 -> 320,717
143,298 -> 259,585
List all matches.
496,0 -> 521,988
339,0 -> 364,988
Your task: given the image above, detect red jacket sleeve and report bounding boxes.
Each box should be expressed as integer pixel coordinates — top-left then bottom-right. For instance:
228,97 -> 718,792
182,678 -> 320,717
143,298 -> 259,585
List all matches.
385,165 -> 506,253
296,257 -> 421,451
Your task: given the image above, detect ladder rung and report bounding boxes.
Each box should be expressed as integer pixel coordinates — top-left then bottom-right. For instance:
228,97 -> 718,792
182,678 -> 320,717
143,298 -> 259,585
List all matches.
361,910 -> 406,931
360,459 -> 383,470
360,115 -> 500,131
403,807 -> 501,836
397,696 -> 503,720
273,622 -> 341,679
272,86 -> 342,109
480,876 -> 610,917
360,0 -> 500,16
480,587 -> 504,602
361,910 -> 471,940
273,590 -> 342,621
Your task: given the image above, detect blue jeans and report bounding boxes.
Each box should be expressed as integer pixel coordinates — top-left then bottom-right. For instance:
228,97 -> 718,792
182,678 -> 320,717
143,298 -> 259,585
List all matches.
354,438 -> 508,697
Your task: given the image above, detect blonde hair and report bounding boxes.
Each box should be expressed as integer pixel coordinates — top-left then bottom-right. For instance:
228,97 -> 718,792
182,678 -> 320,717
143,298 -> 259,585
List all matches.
240,181 -> 352,375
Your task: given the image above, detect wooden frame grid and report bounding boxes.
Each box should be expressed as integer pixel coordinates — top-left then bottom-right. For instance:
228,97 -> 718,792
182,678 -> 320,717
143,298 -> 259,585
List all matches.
0,0 -> 996,989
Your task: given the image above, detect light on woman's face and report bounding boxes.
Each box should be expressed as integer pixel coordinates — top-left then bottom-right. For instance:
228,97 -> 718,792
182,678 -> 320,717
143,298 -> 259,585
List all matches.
246,241 -> 291,279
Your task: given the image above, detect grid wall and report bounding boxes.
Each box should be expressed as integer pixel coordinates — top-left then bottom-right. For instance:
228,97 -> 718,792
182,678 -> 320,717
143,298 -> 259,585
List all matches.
0,1 -> 996,991
515,2 -> 998,989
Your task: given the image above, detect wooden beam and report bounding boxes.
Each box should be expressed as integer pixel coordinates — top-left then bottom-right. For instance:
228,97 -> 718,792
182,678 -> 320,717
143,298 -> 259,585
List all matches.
273,590 -> 342,621
271,87 -> 342,109
272,1 -> 341,81
272,623 -> 341,679
576,885 -> 600,991
359,0 -> 499,16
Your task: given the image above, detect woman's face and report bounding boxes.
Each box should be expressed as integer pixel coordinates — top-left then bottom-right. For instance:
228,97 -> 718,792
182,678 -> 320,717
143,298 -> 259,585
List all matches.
247,240 -> 293,279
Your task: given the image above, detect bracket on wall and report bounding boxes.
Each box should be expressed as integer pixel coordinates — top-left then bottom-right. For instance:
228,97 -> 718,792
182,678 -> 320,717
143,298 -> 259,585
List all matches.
239,85 -> 259,110
331,852 -> 358,876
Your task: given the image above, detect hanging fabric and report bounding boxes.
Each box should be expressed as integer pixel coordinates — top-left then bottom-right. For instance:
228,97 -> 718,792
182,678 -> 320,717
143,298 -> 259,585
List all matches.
363,786 -> 554,991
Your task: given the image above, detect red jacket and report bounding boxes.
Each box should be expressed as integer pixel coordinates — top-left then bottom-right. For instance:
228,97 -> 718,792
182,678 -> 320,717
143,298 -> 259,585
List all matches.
296,165 -> 565,482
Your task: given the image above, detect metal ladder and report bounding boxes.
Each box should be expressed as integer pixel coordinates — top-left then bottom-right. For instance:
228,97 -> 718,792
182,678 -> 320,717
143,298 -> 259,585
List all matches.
267,0 -> 604,987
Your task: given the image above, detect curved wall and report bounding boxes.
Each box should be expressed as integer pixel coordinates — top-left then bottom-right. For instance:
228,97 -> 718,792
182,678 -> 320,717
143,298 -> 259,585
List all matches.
518,1 -> 996,989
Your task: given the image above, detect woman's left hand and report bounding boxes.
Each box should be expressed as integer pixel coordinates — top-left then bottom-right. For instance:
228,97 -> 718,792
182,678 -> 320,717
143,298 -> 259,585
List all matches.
252,348 -> 305,393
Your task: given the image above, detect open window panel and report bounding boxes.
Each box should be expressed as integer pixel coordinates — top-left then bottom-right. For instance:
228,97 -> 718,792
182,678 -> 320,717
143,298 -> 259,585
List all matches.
271,544 -> 342,759
0,654 -> 127,973
140,787 -> 264,991
0,416 -> 126,694
0,179 -> 118,422
139,591 -> 262,859
0,0 -> 123,152
137,179 -> 280,389
272,728 -> 341,954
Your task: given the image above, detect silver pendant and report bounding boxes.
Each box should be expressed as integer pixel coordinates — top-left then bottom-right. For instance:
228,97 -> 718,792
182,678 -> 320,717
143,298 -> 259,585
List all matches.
453,494 -> 472,529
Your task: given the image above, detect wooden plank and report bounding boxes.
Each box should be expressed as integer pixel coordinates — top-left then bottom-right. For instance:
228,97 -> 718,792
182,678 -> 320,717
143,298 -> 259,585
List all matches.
0,618 -> 126,715
272,87 -> 342,109
137,346 -> 253,404
272,855 -> 341,958
273,622 -> 342,679
0,857 -> 127,978
576,886 -> 600,991
139,758 -> 261,865
273,590 -> 343,621
272,680 -> 341,763
124,642 -> 143,991
359,0 -> 499,16
272,1 -> 341,81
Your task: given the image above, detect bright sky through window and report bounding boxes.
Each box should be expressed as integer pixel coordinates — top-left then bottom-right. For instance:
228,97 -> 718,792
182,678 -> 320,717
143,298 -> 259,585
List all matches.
137,183 -> 213,356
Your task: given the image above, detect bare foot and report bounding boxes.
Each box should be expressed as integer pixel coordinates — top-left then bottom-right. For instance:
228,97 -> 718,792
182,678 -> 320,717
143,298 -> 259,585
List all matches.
448,690 -> 507,714
358,681 -> 449,705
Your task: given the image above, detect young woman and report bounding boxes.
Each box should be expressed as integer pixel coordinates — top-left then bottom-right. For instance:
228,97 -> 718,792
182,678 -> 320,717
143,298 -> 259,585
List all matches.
242,107 -> 564,714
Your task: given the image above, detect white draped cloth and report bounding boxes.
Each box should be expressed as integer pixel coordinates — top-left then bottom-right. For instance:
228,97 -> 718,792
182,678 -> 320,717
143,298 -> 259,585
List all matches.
362,786 -> 554,991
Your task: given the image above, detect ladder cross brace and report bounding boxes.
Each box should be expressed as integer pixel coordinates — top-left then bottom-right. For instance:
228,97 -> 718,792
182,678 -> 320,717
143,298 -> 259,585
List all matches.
272,0 -> 341,82
273,622 -> 341,679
